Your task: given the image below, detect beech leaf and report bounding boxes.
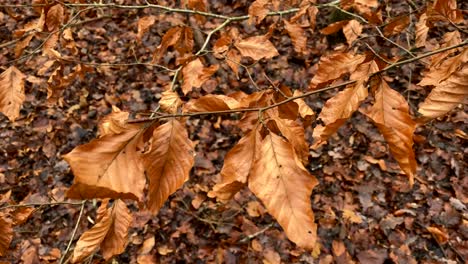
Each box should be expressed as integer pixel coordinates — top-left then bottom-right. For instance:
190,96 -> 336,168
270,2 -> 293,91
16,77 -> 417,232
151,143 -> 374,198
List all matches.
272,117 -> 309,164
312,81 -> 368,149
159,90 -> 182,114
418,64 -> 468,121
46,4 -> 64,32
182,58 -> 219,95
362,78 -> 417,185
235,36 -> 279,61
0,66 -> 26,122
284,20 -> 307,54
343,20 -> 362,45
137,16 -> 156,42
415,13 -> 429,48
309,52 -> 365,89
71,200 -> 132,263
0,213 -> 13,256
209,128 -> 260,202
249,133 -> 318,250
248,0 -> 269,25
143,119 -> 195,214
64,109 -> 146,201
184,94 -> 241,112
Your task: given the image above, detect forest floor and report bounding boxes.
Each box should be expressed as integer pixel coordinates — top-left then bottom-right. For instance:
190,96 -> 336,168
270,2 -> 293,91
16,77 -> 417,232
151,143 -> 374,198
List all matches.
0,0 -> 467,263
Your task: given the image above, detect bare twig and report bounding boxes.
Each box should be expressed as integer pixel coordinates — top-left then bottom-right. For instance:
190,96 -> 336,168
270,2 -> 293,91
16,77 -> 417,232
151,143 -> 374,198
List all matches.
60,200 -> 87,264
0,201 -> 85,210
374,26 -> 416,58
239,222 -> 275,243
128,40 -> 467,123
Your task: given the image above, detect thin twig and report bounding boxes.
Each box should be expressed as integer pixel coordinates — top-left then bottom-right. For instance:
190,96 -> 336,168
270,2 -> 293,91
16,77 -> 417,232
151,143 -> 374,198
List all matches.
374,26 -> 415,58
239,222 -> 275,243
60,200 -> 87,264
0,201 -> 85,210
128,40 -> 468,123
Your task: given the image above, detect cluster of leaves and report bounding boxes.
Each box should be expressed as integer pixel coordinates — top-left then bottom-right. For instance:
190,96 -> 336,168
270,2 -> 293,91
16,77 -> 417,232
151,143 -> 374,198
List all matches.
0,0 -> 466,262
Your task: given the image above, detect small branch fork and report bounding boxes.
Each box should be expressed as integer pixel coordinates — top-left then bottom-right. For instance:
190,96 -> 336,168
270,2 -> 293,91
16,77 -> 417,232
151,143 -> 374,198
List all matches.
128,39 -> 467,123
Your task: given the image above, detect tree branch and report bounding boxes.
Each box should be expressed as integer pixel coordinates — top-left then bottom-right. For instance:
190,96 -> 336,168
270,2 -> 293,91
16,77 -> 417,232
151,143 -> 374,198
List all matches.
129,40 -> 467,123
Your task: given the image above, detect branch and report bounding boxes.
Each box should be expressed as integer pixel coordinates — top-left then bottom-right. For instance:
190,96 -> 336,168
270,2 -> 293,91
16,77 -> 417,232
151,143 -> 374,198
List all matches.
129,40 -> 467,123
0,201 -> 85,210
60,200 -> 87,264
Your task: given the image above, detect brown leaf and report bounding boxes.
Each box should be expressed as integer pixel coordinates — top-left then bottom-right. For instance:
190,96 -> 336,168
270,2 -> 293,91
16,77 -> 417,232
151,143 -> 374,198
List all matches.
153,26 -> 194,63
272,117 -> 309,164
248,0 -> 269,25
309,51 -> 366,89
64,109 -> 146,201
182,58 -> 219,95
362,78 -> 417,185
235,36 -> 279,61
312,81 -> 368,148
249,133 -> 318,250
384,15 -> 410,36
137,16 -> 156,42
209,128 -> 260,202
415,12 -> 429,48
418,64 -> 468,121
419,47 -> 467,87
159,90 -> 182,114
320,20 -> 348,35
343,20 -> 362,45
226,48 -> 241,79
292,90 -> 315,120
98,106 -> 139,136
332,240 -> 355,264
213,34 -> 232,58
308,6 -> 319,30
42,32 -> 60,58
46,4 -> 64,32
184,94 -> 241,112
71,199 -> 132,263
14,34 -> 34,58
426,226 -> 449,244
284,20 -> 307,54
143,119 -> 195,214
429,31 -> 461,67
0,66 -> 26,122
0,213 -> 13,256
431,0 -> 463,23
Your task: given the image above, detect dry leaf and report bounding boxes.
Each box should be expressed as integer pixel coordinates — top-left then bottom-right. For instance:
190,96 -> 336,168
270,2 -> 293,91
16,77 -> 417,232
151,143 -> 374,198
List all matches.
249,133 -> 318,250
426,226 -> 449,244
418,64 -> 467,121
71,200 -> 132,263
235,36 -> 279,61
0,213 -> 13,256
45,4 -> 64,32
384,15 -> 410,36
143,119 -> 195,214
362,78 -> 417,185
320,20 -> 348,35
343,20 -> 362,45
209,128 -> 260,202
309,52 -> 366,89
284,20 -> 307,54
137,16 -> 156,42
415,12 -> 429,48
182,58 -> 219,95
184,94 -> 241,112
64,109 -> 146,201
159,90 -> 182,114
312,81 -> 368,148
0,66 -> 26,121
248,0 -> 269,25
